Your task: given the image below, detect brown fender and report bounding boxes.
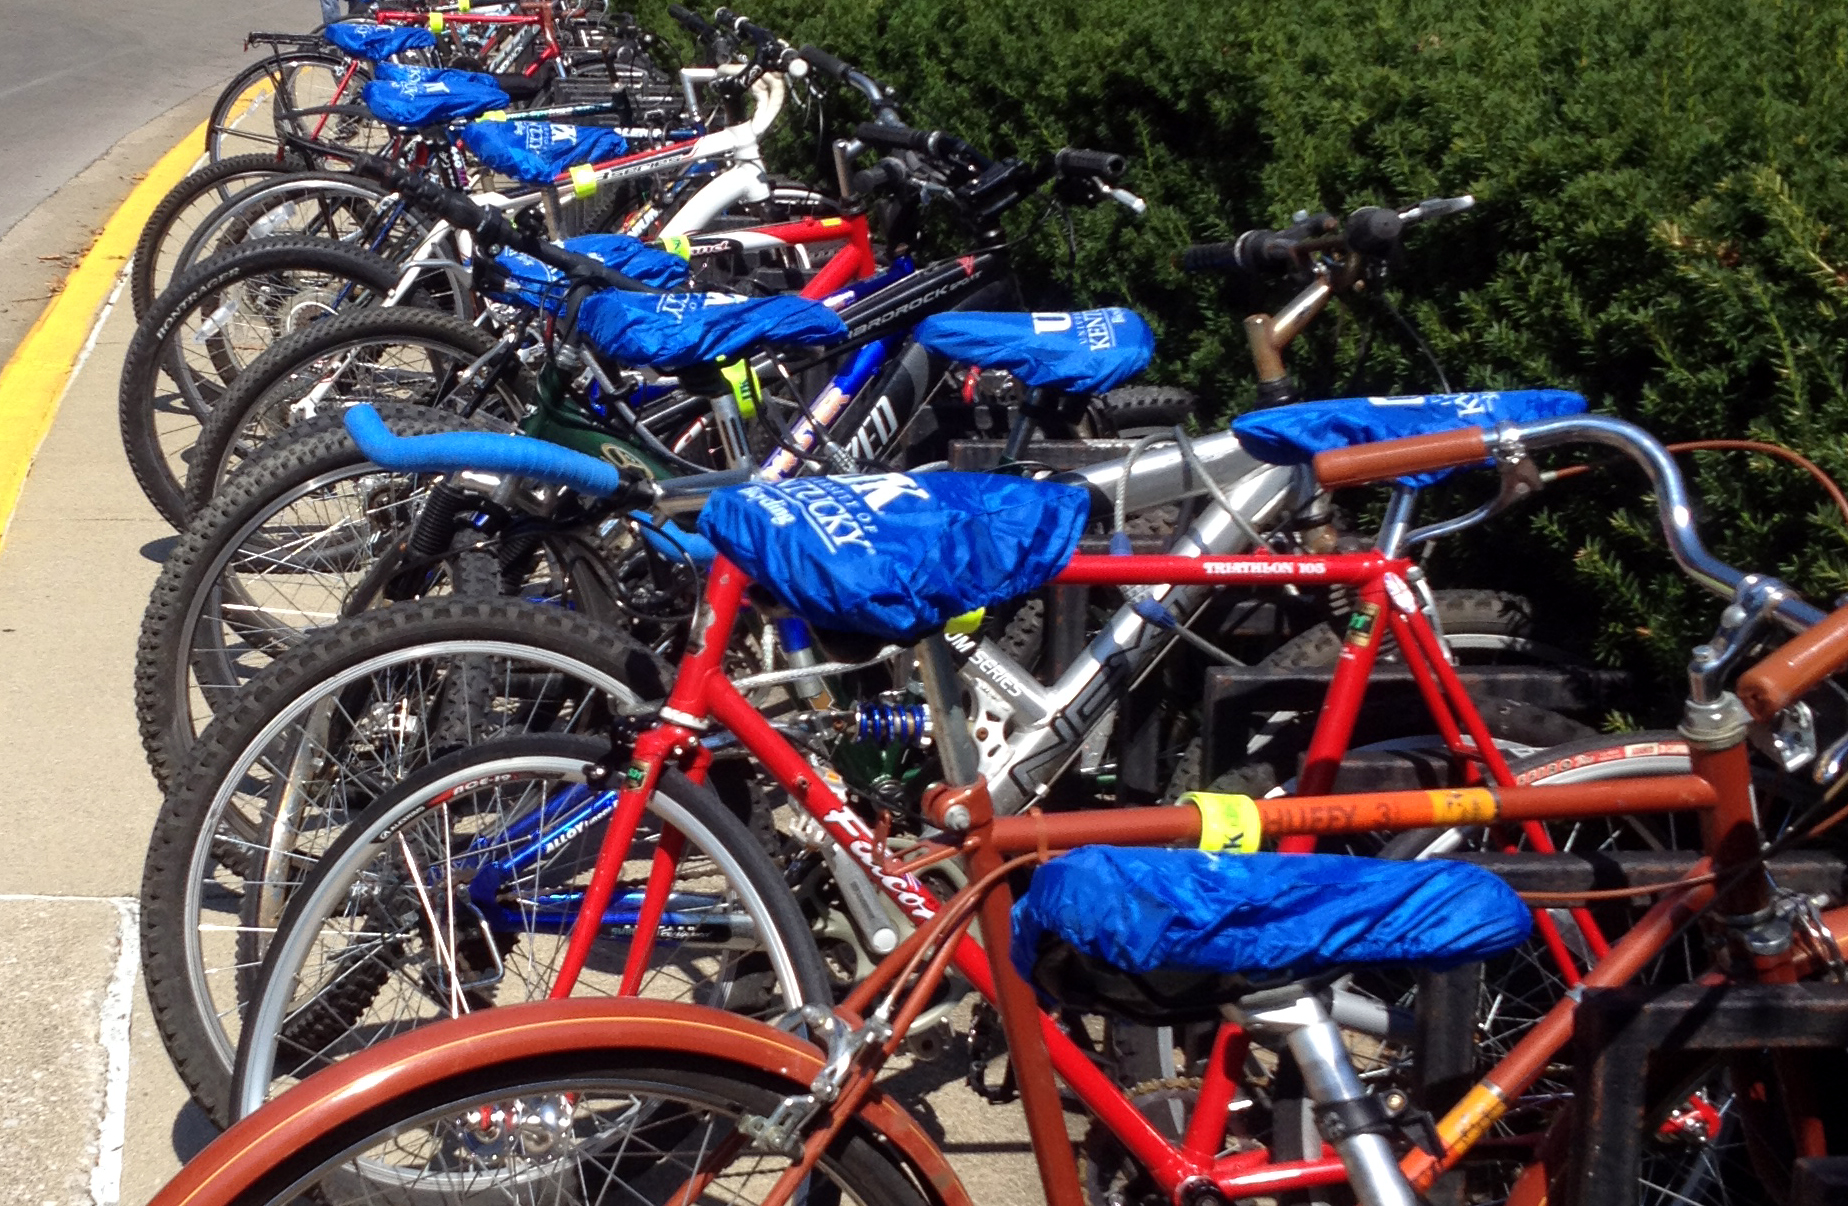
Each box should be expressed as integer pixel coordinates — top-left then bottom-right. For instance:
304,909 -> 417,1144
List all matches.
147,999 -> 974,1206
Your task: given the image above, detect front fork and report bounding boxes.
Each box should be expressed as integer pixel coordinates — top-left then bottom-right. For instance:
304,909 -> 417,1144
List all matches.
547,561 -> 748,998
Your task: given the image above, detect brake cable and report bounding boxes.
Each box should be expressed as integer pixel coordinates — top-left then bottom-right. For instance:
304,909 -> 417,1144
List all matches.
1546,439 -> 1848,528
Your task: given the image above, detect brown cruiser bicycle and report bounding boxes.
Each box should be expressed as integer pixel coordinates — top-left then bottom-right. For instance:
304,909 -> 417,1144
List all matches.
146,411 -> 1848,1206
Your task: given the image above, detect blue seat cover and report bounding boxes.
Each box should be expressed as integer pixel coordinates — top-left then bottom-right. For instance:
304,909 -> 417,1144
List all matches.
1232,390 -> 1588,487
486,234 -> 691,313
578,290 -> 845,369
363,63 -> 509,127
461,120 -> 629,185
913,308 -> 1154,394
1014,848 -> 1531,985
697,472 -> 1089,641
323,22 -> 437,60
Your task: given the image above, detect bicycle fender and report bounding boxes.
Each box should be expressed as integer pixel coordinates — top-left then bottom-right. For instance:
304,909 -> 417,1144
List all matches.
147,999 -> 976,1206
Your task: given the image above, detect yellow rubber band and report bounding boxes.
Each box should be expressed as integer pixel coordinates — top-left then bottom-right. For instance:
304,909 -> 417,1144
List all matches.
427,12 -> 445,32
1180,792 -> 1262,853
569,163 -> 598,199
657,233 -> 692,260
945,608 -> 985,636
481,109 -> 508,122
718,359 -> 760,419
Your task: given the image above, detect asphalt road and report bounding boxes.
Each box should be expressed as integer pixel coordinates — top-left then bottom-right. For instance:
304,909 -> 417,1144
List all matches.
0,0 -> 303,240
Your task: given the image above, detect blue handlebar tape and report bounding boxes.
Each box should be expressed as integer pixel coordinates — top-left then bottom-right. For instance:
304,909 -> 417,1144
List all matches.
343,404 -> 627,497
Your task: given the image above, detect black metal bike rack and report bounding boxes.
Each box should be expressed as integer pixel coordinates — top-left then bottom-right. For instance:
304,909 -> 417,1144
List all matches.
1568,981 -> 1848,1205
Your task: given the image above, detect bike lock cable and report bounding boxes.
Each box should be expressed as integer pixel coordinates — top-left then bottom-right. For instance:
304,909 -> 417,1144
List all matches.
1107,428 -> 1246,667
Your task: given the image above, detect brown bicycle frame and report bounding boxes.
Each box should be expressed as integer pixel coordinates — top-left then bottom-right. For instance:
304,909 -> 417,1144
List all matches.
539,545 -> 1700,1202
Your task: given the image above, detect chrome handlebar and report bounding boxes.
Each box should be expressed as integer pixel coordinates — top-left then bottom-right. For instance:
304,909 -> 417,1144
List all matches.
1505,414 -> 1826,632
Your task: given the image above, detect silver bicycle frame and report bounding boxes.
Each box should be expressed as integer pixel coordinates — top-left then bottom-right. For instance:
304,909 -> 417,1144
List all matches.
948,432 -> 1315,814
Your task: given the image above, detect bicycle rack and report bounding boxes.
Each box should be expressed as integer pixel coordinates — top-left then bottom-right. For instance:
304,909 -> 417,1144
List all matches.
1569,981 -> 1848,1205
1198,662 -> 1631,789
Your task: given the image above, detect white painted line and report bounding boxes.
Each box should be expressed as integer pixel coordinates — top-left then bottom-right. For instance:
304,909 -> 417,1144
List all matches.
70,270 -> 129,390
0,893 -> 136,904
91,898 -> 140,1206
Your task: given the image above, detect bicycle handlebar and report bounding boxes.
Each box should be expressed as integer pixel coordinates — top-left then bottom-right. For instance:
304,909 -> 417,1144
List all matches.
1739,608 -> 1848,721
848,156 -> 910,197
666,4 -> 714,36
1184,196 -> 1474,279
1315,414 -> 1828,636
800,45 -> 901,122
348,156 -> 660,294
1053,147 -> 1126,182
343,404 -> 656,504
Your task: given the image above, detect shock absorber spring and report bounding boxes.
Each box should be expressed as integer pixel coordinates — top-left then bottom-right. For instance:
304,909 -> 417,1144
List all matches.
853,704 -> 931,745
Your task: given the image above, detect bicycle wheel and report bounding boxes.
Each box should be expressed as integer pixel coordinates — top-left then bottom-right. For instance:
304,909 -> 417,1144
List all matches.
182,307 -> 531,521
206,51 -> 371,164
119,236 -> 409,526
140,599 -> 669,1125
155,1007 -> 932,1206
132,154 -> 306,319
135,405 -> 513,787
231,733 -> 832,1123
171,173 -> 439,286
1391,732 -> 1778,1205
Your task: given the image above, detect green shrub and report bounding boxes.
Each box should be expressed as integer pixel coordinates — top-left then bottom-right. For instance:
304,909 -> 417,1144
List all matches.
644,0 -> 1848,711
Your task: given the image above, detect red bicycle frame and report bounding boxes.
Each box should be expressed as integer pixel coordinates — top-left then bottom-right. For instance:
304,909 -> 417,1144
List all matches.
540,542 -> 1630,1200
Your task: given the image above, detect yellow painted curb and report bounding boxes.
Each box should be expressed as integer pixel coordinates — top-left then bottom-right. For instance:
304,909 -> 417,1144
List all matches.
0,119 -> 210,554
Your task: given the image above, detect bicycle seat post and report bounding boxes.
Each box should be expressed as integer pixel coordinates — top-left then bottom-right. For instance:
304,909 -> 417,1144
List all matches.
915,629 -> 1088,1206
916,632 -> 981,789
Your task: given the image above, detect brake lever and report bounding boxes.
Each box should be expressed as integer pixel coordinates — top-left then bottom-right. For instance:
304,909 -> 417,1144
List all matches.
1096,179 -> 1146,216
1399,194 -> 1475,224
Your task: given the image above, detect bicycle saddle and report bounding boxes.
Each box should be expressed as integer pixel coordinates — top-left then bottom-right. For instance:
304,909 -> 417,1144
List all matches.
462,120 -> 631,187
322,22 -> 437,60
697,472 -> 1090,641
487,234 -> 691,314
363,63 -> 511,127
1013,847 -> 1531,1024
1232,389 -> 1588,487
577,290 -> 847,369
913,308 -> 1155,395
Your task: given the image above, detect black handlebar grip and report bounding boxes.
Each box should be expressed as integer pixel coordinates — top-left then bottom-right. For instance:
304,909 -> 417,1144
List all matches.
1054,147 -> 1127,182
1180,242 -> 1243,274
853,122 -> 937,154
1345,206 -> 1404,257
731,16 -> 778,46
667,4 -> 713,35
799,44 -> 852,80
1234,228 -> 1300,273
849,157 -> 909,197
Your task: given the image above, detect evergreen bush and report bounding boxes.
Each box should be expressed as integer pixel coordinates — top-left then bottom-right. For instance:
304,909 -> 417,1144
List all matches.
647,0 -> 1848,709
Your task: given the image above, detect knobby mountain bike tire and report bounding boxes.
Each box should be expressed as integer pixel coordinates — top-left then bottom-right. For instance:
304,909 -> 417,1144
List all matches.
135,405 -> 512,788
131,153 -> 307,319
140,598 -> 668,1125
230,733 -> 834,1124
181,306 -> 533,521
148,1004 -> 936,1206
120,236 -> 411,527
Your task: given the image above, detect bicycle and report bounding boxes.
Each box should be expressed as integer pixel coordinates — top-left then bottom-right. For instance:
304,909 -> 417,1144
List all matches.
154,406 -> 1848,1206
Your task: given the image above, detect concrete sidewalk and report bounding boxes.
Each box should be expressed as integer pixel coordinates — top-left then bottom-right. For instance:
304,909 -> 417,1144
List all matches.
0,243 -> 210,1204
